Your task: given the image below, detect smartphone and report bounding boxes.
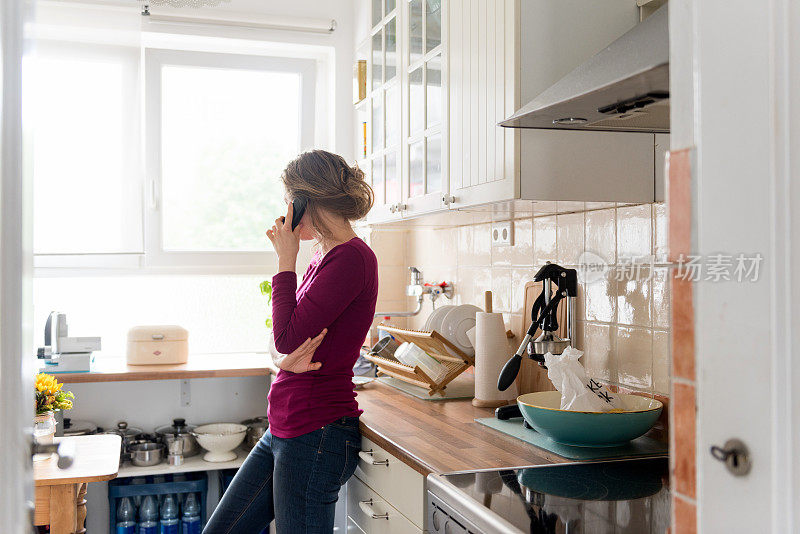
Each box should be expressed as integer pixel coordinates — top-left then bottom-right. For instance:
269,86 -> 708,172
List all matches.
281,197 -> 307,231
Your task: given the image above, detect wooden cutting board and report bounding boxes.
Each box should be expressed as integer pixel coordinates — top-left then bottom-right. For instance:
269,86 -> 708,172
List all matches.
516,280 -> 569,394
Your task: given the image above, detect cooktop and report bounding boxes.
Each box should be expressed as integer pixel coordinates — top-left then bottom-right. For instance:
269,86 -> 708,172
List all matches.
427,457 -> 670,534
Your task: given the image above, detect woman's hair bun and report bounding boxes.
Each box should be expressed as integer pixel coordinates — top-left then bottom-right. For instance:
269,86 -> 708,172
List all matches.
280,150 -> 374,226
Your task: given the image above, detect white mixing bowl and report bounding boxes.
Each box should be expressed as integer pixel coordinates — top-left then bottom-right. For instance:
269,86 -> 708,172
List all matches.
192,423 -> 247,462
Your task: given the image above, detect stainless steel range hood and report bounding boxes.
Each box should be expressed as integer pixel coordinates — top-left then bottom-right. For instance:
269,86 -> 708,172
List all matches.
500,4 -> 669,133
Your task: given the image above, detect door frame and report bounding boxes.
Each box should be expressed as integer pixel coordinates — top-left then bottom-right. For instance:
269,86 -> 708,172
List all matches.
1,0 -> 34,530
687,0 -> 799,531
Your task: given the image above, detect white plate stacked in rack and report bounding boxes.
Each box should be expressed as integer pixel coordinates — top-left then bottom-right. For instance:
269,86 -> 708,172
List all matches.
423,304 -> 483,357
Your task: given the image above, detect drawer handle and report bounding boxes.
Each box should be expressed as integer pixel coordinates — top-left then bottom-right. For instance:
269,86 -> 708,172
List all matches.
358,449 -> 389,466
358,499 -> 389,520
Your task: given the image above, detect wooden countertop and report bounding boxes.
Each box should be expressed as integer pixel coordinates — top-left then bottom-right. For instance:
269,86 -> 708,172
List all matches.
356,381 -> 564,475
34,435 -> 121,486
58,353 -> 271,383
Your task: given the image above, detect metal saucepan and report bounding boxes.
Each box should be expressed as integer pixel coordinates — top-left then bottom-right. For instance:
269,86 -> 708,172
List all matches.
241,417 -> 269,450
128,442 -> 165,467
155,418 -> 200,458
103,421 -> 144,465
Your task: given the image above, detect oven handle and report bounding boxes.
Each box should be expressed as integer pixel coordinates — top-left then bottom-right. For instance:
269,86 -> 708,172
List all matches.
359,499 -> 390,520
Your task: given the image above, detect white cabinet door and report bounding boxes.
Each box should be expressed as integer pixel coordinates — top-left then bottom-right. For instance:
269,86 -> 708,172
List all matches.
401,0 -> 449,218
448,0 -> 517,208
363,3 -> 404,224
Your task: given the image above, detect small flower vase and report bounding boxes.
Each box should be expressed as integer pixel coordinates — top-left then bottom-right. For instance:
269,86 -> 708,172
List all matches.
33,411 -> 56,462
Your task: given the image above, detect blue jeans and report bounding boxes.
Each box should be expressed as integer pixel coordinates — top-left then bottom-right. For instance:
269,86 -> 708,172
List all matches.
203,417 -> 361,534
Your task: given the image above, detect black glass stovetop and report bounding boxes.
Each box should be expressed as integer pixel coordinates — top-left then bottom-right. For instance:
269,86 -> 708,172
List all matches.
441,457 -> 670,534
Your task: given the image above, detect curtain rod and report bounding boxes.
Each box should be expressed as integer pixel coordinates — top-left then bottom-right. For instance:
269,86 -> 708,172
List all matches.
141,9 -> 337,34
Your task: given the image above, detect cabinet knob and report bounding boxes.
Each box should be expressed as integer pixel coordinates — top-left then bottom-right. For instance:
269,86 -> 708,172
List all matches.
442,195 -> 455,206
389,204 -> 397,213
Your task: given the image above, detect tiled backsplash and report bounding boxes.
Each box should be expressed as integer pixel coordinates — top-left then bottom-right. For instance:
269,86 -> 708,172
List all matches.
368,201 -> 670,397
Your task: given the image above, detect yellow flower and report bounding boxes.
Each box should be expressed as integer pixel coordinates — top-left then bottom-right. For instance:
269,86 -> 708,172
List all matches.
35,373 -> 62,393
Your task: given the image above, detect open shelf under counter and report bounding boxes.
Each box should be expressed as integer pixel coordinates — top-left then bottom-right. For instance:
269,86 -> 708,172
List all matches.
116,446 -> 250,478
57,352 -> 278,384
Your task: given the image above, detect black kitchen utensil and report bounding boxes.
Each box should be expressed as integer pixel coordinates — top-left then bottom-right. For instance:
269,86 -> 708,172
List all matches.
494,404 -> 532,429
497,263 -> 577,391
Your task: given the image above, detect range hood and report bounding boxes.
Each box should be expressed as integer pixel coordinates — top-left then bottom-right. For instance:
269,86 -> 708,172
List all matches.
500,4 -> 669,133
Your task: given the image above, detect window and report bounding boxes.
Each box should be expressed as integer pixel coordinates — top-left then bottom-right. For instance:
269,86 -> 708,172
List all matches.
146,50 -> 316,267
32,43 -> 317,270
30,42 -> 142,255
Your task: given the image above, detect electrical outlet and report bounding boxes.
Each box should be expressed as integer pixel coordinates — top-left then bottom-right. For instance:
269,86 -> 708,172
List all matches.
491,221 -> 514,247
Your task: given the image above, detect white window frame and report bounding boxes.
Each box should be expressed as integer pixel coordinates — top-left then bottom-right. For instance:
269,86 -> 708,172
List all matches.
143,48 -> 316,269
31,39 -> 144,258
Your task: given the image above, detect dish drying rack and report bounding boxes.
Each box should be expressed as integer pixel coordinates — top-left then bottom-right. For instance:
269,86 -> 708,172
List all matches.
365,324 -> 475,396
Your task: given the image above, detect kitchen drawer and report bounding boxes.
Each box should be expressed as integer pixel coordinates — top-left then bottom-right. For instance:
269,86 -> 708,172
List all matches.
347,476 -> 423,534
354,436 -> 425,528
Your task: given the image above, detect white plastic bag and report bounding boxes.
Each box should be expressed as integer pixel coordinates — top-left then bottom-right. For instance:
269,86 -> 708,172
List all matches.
544,347 -> 626,412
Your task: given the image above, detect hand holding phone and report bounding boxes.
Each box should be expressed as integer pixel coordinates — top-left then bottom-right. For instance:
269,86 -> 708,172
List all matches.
280,198 -> 307,231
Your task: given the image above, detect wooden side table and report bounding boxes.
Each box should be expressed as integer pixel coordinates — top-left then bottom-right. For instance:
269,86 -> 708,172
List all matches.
34,435 -> 121,534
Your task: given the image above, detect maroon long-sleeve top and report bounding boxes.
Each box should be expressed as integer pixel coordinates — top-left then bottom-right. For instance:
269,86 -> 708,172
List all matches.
267,237 -> 378,438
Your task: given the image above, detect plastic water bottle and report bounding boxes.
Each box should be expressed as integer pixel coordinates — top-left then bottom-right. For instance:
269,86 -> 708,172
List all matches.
138,495 -> 159,534
130,477 -> 147,507
115,497 -> 136,534
159,494 -> 179,534
181,493 -> 202,534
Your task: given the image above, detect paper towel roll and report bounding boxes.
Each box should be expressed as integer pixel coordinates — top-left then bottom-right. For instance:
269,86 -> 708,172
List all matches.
472,312 -> 518,407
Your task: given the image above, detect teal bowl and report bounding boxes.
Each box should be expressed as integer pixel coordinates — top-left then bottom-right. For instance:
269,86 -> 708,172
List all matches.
517,391 -> 663,448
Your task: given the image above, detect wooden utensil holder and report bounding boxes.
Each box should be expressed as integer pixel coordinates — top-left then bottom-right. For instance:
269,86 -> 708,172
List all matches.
366,324 -> 475,396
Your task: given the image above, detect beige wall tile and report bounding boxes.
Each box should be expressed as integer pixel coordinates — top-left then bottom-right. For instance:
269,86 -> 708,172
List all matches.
459,224 -> 491,266
585,208 -> 616,264
456,225 -> 474,266
585,270 -> 616,323
490,268 -> 513,313
653,330 -> 670,395
534,215 -> 557,265
456,267 -> 492,308
617,204 -> 653,261
652,267 -> 671,329
407,227 -> 458,268
370,229 -> 407,267
493,217 -> 533,266
616,326 -> 653,390
377,265 -> 408,302
616,268 -> 652,327
556,201 -> 586,213
653,202 -> 668,263
386,200 -> 671,401
585,202 -> 616,210
582,322 -> 616,382
557,212 -> 585,265
534,200 -> 558,215
511,268 -> 534,315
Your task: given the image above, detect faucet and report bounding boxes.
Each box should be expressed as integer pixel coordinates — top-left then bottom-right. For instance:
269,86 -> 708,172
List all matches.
375,267 -> 454,318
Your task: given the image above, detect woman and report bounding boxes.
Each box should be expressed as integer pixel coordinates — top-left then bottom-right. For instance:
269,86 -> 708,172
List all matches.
205,150 -> 378,533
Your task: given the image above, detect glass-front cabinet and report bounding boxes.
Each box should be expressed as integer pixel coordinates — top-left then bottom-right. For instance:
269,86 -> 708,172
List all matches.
359,0 -> 447,222
403,0 -> 447,216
